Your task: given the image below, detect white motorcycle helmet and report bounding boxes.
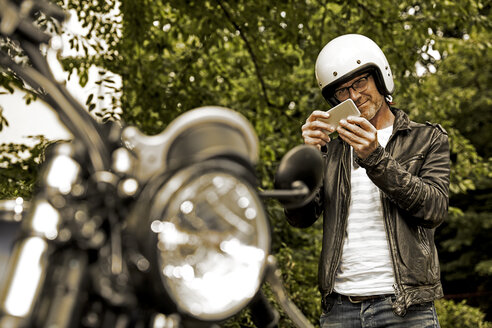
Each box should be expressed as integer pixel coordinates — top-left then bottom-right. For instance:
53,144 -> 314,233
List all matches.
315,34 -> 394,105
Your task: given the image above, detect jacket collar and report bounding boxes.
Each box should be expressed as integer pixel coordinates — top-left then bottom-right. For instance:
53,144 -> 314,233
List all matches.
390,107 -> 411,133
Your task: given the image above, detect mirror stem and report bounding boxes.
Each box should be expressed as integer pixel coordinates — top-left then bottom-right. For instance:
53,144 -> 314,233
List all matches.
259,181 -> 309,200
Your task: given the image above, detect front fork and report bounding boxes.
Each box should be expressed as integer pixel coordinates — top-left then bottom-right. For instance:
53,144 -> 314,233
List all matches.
0,197 -> 89,328
0,143 -> 89,327
0,234 -> 50,327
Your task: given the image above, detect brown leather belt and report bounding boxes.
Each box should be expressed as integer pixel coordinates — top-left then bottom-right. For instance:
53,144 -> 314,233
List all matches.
338,293 -> 393,303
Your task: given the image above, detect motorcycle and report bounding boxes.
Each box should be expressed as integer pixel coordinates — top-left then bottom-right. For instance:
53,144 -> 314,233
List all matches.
0,1 -> 323,327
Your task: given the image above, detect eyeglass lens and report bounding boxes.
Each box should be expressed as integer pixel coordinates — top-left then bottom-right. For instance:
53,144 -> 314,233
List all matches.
334,75 -> 370,100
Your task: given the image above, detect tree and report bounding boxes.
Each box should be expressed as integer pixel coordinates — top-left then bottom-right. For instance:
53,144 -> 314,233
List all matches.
1,0 -> 491,325
397,23 -> 492,318
0,136 -> 53,199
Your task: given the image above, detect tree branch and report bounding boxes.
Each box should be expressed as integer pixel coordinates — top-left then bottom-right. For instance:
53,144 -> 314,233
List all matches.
215,0 -> 275,108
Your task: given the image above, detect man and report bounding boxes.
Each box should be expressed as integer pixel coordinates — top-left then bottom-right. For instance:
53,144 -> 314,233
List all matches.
285,34 -> 450,327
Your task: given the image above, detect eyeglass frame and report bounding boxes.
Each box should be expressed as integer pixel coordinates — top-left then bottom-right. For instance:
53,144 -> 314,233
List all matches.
333,73 -> 372,101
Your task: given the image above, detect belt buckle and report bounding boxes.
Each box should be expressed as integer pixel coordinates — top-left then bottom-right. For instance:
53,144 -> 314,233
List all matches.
348,296 -> 363,304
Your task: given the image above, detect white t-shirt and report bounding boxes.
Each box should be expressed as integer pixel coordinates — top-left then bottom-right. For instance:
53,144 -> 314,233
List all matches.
334,125 -> 395,296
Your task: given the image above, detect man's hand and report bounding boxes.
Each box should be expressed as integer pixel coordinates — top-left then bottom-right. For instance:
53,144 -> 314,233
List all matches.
337,116 -> 379,159
301,110 -> 336,150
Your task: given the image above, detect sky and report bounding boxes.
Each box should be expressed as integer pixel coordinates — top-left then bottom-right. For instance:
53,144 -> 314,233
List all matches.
0,9 -> 119,146
0,89 -> 73,146
0,63 -> 113,146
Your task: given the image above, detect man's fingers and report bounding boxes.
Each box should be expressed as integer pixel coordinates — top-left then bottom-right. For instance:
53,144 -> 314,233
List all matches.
337,126 -> 365,145
304,135 -> 328,148
346,116 -> 377,133
307,110 -> 331,122
302,128 -> 331,144
302,110 -> 336,149
339,119 -> 367,137
303,120 -> 335,134
339,117 -> 377,141
337,118 -> 379,159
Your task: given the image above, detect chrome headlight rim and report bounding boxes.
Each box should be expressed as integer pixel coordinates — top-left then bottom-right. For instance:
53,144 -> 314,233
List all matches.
147,159 -> 271,321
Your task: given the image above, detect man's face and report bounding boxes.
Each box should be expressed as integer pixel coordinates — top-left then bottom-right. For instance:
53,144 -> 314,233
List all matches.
333,73 -> 385,122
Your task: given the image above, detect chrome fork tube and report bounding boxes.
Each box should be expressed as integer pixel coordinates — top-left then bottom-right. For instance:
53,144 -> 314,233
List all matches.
0,201 -> 55,327
0,145 -> 81,327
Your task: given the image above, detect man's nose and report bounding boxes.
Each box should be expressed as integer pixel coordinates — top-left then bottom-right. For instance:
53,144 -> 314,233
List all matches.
348,87 -> 362,101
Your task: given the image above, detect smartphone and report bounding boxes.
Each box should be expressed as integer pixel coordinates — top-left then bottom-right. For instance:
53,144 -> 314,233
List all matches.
318,99 -> 361,131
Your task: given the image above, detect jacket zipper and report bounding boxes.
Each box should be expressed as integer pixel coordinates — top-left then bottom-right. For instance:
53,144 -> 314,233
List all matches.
383,131 -> 407,316
382,194 -> 406,316
328,142 -> 351,293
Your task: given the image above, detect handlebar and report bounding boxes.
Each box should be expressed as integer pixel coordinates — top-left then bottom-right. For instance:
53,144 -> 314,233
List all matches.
0,2 -> 320,327
0,0 -> 111,172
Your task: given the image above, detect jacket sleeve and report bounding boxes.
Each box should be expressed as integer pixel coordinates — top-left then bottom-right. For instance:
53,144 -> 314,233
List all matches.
356,128 -> 450,228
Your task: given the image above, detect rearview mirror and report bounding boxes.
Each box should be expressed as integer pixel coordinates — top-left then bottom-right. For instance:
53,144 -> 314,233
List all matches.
273,145 -> 323,209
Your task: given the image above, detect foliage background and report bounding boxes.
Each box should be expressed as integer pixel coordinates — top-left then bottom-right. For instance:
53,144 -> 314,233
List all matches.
1,0 -> 491,327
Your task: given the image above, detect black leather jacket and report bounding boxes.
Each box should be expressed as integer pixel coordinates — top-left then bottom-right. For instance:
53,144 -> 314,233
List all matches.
285,108 -> 450,316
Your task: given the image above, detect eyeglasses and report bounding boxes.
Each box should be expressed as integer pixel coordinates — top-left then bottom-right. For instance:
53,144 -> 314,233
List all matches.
334,74 -> 371,101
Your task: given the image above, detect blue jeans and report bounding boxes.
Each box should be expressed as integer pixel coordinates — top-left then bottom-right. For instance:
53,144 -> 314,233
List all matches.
320,294 -> 440,328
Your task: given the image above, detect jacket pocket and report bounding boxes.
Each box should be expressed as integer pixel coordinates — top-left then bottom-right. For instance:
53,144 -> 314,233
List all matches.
399,153 -> 425,173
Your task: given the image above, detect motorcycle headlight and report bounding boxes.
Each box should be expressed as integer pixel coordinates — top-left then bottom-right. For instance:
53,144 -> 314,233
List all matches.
146,161 -> 270,321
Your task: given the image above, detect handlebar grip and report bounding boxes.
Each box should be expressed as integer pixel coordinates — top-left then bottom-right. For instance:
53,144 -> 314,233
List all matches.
16,19 -> 51,44
0,0 -> 66,44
